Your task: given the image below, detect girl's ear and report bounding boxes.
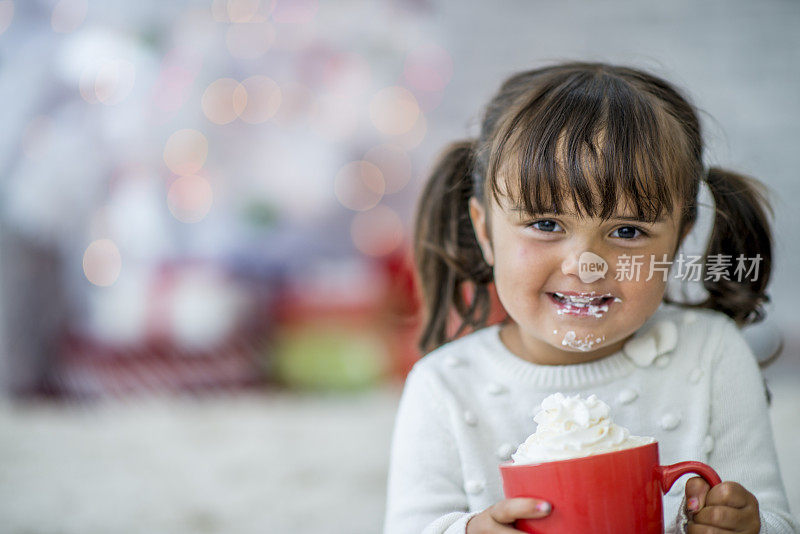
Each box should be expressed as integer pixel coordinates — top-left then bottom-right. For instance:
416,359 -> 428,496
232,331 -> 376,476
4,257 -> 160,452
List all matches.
469,196 -> 495,267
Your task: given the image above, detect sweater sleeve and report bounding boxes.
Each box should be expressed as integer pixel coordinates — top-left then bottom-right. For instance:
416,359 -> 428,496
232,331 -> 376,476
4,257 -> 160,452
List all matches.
383,365 -> 479,534
676,317 -> 799,533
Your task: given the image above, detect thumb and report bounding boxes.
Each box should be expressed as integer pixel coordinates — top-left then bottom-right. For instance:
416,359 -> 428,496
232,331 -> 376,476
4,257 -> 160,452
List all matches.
685,476 -> 711,513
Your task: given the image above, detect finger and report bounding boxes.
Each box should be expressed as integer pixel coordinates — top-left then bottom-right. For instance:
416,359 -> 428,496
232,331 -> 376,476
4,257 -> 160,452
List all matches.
467,513 -> 529,534
686,522 -> 737,534
704,482 -> 750,509
489,498 -> 552,524
685,476 -> 712,512
691,505 -> 749,531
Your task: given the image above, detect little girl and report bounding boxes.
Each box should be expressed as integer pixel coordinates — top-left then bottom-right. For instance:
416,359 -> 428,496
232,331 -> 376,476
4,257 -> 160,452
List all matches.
384,62 -> 799,534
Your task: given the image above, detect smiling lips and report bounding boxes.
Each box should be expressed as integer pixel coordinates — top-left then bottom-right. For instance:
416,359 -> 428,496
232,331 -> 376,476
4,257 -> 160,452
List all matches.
546,291 -> 619,317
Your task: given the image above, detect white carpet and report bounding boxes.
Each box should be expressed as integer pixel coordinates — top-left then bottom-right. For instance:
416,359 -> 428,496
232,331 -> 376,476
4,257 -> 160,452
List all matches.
0,388 -> 400,534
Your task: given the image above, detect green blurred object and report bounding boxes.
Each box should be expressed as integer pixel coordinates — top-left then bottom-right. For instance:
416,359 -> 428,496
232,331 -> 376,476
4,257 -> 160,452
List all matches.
274,325 -> 389,391
241,201 -> 280,228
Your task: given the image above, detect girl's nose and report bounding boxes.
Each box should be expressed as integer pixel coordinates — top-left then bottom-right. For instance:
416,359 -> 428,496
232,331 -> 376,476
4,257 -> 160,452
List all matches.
561,253 -> 580,276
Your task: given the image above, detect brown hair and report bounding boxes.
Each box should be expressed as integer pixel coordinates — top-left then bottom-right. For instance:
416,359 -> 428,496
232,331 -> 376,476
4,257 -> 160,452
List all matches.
413,61 -> 777,366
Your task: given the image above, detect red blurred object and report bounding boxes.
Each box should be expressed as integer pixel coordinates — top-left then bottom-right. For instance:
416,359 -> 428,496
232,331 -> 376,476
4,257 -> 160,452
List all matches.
376,244 -> 423,380
51,328 -> 264,399
377,242 -> 508,379
499,442 -> 721,534
48,259 -> 271,399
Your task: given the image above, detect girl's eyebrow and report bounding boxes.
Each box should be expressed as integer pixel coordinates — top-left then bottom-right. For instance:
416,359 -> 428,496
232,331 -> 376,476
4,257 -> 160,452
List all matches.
615,215 -> 666,223
510,208 -> 665,223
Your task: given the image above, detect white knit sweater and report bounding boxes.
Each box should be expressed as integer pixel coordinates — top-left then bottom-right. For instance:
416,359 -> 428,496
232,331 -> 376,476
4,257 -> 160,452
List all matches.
384,303 -> 799,533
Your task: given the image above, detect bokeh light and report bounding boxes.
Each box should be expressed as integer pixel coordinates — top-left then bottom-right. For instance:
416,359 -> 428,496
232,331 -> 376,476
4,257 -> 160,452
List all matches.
202,78 -> 248,124
83,239 -> 122,287
351,205 -> 404,257
403,43 -> 453,93
167,175 -> 214,223
61,28 -> 146,108
163,129 -> 208,176
271,0 -> 318,24
51,0 -> 87,34
369,86 -> 420,136
411,87 -> 444,112
392,111 -> 427,150
334,161 -> 384,212
363,144 -> 411,194
238,75 -> 281,123
78,58 -> 136,106
225,20 -> 275,59
0,1 -> 13,36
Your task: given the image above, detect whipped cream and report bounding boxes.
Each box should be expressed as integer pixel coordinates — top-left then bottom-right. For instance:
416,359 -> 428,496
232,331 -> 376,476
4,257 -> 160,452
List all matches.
511,393 -> 655,464
561,331 -> 605,351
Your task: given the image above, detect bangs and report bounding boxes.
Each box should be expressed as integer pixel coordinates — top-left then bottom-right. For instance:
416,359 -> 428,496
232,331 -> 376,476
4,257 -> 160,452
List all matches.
486,70 -> 691,223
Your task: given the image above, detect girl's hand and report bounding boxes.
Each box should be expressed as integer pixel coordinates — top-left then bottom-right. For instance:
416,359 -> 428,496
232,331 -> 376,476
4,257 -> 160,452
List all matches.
685,478 -> 761,533
466,498 -> 551,533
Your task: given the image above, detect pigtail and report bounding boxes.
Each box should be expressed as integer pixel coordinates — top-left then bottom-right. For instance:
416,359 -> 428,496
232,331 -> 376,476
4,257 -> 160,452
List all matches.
664,165 -> 782,382
698,166 -> 774,327
687,167 -> 783,375
412,141 -> 494,355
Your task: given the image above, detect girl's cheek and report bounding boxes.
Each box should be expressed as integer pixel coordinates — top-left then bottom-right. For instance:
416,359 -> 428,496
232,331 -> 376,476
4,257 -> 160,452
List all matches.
515,240 -> 547,261
514,244 -> 550,275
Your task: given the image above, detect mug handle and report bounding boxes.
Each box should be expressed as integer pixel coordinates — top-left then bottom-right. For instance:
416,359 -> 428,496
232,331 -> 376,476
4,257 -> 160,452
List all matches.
655,461 -> 722,494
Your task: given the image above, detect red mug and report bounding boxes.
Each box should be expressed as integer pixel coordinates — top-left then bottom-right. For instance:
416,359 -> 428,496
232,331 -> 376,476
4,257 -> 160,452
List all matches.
499,441 -> 721,534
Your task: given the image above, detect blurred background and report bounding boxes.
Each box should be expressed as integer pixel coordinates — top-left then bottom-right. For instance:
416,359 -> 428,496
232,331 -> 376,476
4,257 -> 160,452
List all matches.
0,0 -> 798,532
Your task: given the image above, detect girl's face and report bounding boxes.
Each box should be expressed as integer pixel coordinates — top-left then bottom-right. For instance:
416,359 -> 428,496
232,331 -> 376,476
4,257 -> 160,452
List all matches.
469,192 -> 689,366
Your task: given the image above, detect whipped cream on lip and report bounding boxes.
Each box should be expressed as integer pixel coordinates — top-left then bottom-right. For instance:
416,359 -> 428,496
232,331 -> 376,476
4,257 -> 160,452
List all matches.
546,291 -> 622,318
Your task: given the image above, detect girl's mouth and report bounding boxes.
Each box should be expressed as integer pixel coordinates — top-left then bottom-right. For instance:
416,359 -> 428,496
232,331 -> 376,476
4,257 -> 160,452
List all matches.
546,292 -> 619,317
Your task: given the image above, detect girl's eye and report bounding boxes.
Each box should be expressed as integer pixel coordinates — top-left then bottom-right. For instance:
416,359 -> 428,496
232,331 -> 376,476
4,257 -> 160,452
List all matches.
611,225 -> 648,240
526,221 -> 648,240
528,219 -> 562,233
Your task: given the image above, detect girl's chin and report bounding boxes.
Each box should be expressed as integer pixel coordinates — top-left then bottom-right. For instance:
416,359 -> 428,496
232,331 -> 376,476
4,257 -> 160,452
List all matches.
534,321 -> 619,352
556,331 -> 607,351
